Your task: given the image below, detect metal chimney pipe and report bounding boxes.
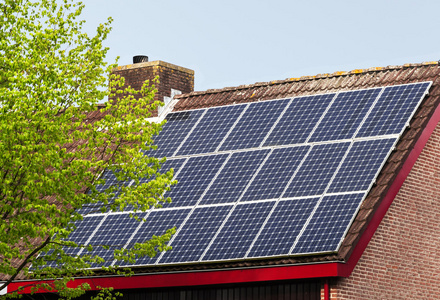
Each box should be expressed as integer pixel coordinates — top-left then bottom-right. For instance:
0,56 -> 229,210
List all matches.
133,55 -> 149,64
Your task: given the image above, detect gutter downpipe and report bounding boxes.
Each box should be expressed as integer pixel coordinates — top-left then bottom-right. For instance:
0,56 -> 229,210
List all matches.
324,278 -> 330,300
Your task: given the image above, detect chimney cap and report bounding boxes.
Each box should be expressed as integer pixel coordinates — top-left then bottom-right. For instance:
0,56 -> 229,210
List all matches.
133,55 -> 149,64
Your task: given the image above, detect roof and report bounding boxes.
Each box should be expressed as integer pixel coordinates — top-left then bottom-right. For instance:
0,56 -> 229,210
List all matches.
8,61 -> 440,292
129,61 -> 440,272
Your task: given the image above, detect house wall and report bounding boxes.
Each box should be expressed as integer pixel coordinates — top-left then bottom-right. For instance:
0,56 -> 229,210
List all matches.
331,124 -> 440,299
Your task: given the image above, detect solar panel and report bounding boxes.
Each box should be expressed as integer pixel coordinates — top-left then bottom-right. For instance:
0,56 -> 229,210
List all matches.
40,215 -> 105,268
201,201 -> 275,261
145,110 -> 205,158
247,198 -> 319,258
328,138 -> 397,193
87,213 -> 146,267
292,193 -> 366,254
159,205 -> 232,264
65,81 -> 432,269
123,208 -> 191,266
283,142 -> 350,198
65,215 -> 105,256
200,149 -> 270,205
241,146 -> 310,201
164,154 -> 228,207
139,158 -> 187,186
219,99 -> 290,151
309,88 -> 381,142
356,82 -> 431,138
263,93 -> 335,147
177,105 -> 246,156
77,169 -> 130,215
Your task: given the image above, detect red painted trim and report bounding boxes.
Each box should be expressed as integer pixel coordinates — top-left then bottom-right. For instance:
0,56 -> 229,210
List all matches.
8,262 -> 341,294
338,100 -> 440,277
324,278 -> 330,300
8,97 -> 440,295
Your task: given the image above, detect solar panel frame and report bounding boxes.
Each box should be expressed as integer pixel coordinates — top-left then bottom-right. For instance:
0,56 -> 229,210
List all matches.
68,215 -> 107,257
283,142 -> 351,198
86,212 -> 147,267
120,208 -> 192,266
77,169 -> 132,215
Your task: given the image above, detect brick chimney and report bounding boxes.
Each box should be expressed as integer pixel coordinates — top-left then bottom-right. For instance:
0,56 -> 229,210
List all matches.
111,59 -> 194,116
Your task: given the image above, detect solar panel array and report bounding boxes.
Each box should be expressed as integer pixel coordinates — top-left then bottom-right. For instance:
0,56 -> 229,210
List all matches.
68,81 -> 431,268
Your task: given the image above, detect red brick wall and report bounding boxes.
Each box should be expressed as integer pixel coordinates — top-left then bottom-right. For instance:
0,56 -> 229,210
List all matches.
111,60 -> 194,103
331,124 -> 440,299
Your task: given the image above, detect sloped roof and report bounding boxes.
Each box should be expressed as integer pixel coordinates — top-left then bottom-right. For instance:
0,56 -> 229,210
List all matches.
8,62 -> 440,289
132,61 -> 440,273
74,62 -> 440,275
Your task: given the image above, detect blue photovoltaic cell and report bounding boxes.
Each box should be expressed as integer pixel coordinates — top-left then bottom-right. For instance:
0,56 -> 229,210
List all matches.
159,205 -> 232,264
309,88 -> 381,142
263,94 -> 335,146
284,142 -> 350,198
219,99 -> 290,151
328,138 -> 397,193
43,216 -> 104,268
241,146 -> 310,202
139,158 -> 187,185
292,193 -> 365,254
65,215 -> 104,256
356,82 -> 430,138
177,105 -> 246,155
136,158 -> 187,210
87,213 -> 146,267
202,201 -> 275,261
122,208 -> 191,266
145,110 -> 205,158
77,169 -> 130,215
164,154 -> 228,207
247,198 -> 319,258
200,149 -> 270,205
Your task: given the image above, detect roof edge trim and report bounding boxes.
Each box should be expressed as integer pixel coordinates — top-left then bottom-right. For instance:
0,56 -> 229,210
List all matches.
338,95 -> 440,277
8,262 -> 342,294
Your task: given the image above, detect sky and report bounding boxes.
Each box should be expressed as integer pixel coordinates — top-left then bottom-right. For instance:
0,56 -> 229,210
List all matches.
81,0 -> 440,92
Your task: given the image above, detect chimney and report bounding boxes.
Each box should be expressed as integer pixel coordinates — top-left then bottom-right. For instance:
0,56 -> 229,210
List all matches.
111,57 -> 194,116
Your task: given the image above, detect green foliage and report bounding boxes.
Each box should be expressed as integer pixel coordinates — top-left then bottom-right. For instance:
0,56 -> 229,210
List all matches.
0,0 -> 176,297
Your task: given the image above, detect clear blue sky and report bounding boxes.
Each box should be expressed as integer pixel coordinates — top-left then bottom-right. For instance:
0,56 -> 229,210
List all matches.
82,0 -> 440,92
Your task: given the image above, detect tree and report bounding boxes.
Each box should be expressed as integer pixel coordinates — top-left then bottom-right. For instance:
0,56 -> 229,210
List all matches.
0,0 -> 175,297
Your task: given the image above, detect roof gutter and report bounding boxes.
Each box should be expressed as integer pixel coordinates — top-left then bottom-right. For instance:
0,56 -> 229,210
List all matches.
7,95 -> 440,295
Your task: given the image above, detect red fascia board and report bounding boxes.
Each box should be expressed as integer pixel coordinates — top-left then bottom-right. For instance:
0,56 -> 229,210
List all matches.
8,262 -> 341,294
8,98 -> 440,295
